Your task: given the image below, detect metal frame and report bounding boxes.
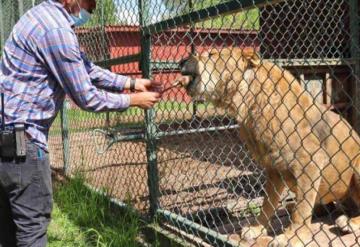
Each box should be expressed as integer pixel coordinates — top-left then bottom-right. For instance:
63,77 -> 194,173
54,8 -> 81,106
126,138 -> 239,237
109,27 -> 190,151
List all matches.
139,0 -> 160,219
17,0 -> 24,17
60,99 -> 70,175
0,0 -> 4,51
95,53 -> 141,68
3,0 -> 356,246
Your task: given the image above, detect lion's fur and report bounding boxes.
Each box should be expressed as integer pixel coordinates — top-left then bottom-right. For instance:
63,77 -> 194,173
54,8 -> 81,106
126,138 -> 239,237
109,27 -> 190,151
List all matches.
180,47 -> 360,245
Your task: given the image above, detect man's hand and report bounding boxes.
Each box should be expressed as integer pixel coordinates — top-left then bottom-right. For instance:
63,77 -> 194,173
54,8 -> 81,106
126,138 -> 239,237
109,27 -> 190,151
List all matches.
129,92 -> 161,109
127,78 -> 163,92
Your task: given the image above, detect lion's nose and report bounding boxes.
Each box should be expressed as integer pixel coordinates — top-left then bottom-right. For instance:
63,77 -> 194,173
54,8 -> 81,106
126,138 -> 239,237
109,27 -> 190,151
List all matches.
181,67 -> 189,75
179,57 -> 189,72
180,62 -> 194,76
179,55 -> 197,77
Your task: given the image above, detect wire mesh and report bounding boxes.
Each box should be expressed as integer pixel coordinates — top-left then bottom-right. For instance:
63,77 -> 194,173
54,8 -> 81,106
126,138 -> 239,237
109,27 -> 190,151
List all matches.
70,0 -> 151,212
149,0 -> 360,246
0,0 -> 43,54
1,0 -> 360,246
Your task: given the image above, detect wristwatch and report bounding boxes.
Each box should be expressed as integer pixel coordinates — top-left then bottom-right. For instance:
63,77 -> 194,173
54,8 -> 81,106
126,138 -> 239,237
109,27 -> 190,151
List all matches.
130,78 -> 136,92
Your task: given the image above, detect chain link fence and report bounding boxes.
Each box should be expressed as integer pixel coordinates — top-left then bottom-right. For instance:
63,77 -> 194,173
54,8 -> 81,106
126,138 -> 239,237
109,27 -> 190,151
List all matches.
0,0 -> 43,51
1,0 -> 360,246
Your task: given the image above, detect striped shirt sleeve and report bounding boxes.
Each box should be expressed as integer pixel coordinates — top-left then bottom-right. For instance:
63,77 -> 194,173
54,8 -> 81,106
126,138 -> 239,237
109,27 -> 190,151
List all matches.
80,52 -> 129,92
37,28 -> 130,112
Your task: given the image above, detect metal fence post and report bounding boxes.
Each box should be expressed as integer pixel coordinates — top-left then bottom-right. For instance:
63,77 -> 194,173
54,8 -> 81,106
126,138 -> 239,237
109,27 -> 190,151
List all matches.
350,0 -> 360,134
139,0 -> 160,219
60,99 -> 70,175
188,0 -> 199,119
0,0 -> 4,52
100,0 -> 111,129
17,0 -> 24,17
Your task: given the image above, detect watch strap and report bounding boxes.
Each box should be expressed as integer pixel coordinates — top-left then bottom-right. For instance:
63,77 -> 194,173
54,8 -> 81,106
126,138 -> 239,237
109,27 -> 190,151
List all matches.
130,78 -> 136,92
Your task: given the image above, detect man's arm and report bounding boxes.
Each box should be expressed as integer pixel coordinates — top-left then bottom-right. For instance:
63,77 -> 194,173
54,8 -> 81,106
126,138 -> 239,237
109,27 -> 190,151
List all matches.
81,53 -> 163,93
37,28 -> 160,111
80,52 -> 130,92
37,28 -> 130,112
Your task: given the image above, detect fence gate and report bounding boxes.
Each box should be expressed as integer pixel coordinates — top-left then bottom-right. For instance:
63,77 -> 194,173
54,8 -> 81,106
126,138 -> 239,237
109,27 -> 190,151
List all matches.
1,0 -> 360,246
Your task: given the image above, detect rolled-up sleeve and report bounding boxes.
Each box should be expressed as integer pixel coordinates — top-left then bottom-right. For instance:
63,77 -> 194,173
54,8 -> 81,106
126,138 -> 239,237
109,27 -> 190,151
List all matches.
37,28 -> 130,112
80,52 -> 129,92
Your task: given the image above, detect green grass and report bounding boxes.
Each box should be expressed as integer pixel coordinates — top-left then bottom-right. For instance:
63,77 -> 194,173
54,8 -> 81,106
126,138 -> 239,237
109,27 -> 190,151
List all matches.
48,204 -> 87,247
48,176 -> 142,247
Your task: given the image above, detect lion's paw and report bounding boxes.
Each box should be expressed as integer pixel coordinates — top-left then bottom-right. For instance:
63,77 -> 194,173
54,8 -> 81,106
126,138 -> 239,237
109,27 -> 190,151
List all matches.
241,225 -> 267,241
336,215 -> 352,233
268,234 -> 288,247
269,228 -> 312,247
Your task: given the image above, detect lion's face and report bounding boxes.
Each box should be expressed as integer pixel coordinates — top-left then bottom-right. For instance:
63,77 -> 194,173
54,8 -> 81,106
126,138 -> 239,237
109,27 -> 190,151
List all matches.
179,47 -> 260,102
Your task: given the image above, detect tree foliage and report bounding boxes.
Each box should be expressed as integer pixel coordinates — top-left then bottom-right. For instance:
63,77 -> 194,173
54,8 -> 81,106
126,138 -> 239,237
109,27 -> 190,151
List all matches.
87,0 -> 119,27
162,0 -> 259,30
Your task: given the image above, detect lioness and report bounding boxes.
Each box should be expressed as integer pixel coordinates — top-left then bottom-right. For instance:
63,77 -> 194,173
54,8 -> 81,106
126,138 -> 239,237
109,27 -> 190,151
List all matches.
178,47 -> 360,246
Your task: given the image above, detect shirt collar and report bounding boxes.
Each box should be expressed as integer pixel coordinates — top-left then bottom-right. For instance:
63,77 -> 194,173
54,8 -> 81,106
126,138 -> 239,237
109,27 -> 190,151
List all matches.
48,0 -> 75,27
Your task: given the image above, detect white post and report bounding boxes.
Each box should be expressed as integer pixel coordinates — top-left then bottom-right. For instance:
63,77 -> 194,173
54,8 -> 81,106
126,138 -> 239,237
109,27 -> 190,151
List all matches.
18,0 -> 24,17
325,73 -> 332,106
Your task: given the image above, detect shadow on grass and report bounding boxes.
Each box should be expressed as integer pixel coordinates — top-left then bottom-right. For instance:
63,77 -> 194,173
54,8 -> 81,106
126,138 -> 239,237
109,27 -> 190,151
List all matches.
51,174 -> 144,247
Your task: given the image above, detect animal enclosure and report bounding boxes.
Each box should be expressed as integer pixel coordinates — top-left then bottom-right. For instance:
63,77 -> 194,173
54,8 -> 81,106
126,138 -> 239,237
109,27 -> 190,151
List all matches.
1,0 -> 360,246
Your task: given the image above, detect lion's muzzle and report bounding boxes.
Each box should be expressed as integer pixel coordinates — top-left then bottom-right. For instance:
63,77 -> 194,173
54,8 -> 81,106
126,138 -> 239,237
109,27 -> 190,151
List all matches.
178,56 -> 199,93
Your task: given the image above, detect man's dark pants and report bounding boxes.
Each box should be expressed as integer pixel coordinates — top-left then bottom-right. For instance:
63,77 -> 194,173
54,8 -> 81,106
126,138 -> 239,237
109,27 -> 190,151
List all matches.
0,139 -> 52,247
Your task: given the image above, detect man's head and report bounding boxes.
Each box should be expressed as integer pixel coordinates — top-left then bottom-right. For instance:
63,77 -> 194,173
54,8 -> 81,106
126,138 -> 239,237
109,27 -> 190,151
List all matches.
60,0 -> 96,17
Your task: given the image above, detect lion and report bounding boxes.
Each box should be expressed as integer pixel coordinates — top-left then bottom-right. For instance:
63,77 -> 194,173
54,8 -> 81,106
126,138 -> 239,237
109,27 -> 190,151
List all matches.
178,47 -> 360,246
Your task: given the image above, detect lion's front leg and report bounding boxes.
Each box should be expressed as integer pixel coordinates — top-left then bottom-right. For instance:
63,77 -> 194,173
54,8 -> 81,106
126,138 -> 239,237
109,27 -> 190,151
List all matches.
270,158 -> 323,247
240,170 -> 286,241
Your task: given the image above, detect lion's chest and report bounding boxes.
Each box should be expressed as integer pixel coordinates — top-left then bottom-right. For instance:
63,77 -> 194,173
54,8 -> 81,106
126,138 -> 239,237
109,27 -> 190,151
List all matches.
238,124 -> 275,166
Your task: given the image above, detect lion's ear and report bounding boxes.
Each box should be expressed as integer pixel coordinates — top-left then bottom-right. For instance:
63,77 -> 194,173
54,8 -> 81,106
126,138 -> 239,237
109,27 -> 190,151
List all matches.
242,47 -> 260,67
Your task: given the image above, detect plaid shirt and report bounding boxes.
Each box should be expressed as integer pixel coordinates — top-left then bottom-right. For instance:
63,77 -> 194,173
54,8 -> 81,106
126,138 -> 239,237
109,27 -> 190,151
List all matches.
0,0 -> 130,151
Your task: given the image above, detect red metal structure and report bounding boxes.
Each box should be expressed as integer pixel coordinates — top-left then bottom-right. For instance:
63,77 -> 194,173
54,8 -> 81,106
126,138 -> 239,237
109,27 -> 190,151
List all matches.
77,26 -> 259,102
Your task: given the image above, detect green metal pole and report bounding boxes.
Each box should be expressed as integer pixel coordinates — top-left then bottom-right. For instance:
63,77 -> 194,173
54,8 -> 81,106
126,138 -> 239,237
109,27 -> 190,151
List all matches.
100,0 -> 107,60
188,0 -> 198,119
350,0 -> 360,134
94,53 -> 141,68
60,99 -> 70,175
139,0 -> 160,219
0,0 -> 4,52
100,0 -> 112,129
18,0 -> 24,17
188,0 -> 195,54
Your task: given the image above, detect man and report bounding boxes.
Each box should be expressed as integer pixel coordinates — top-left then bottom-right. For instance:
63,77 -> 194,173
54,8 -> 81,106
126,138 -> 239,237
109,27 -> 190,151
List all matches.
0,0 -> 162,246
